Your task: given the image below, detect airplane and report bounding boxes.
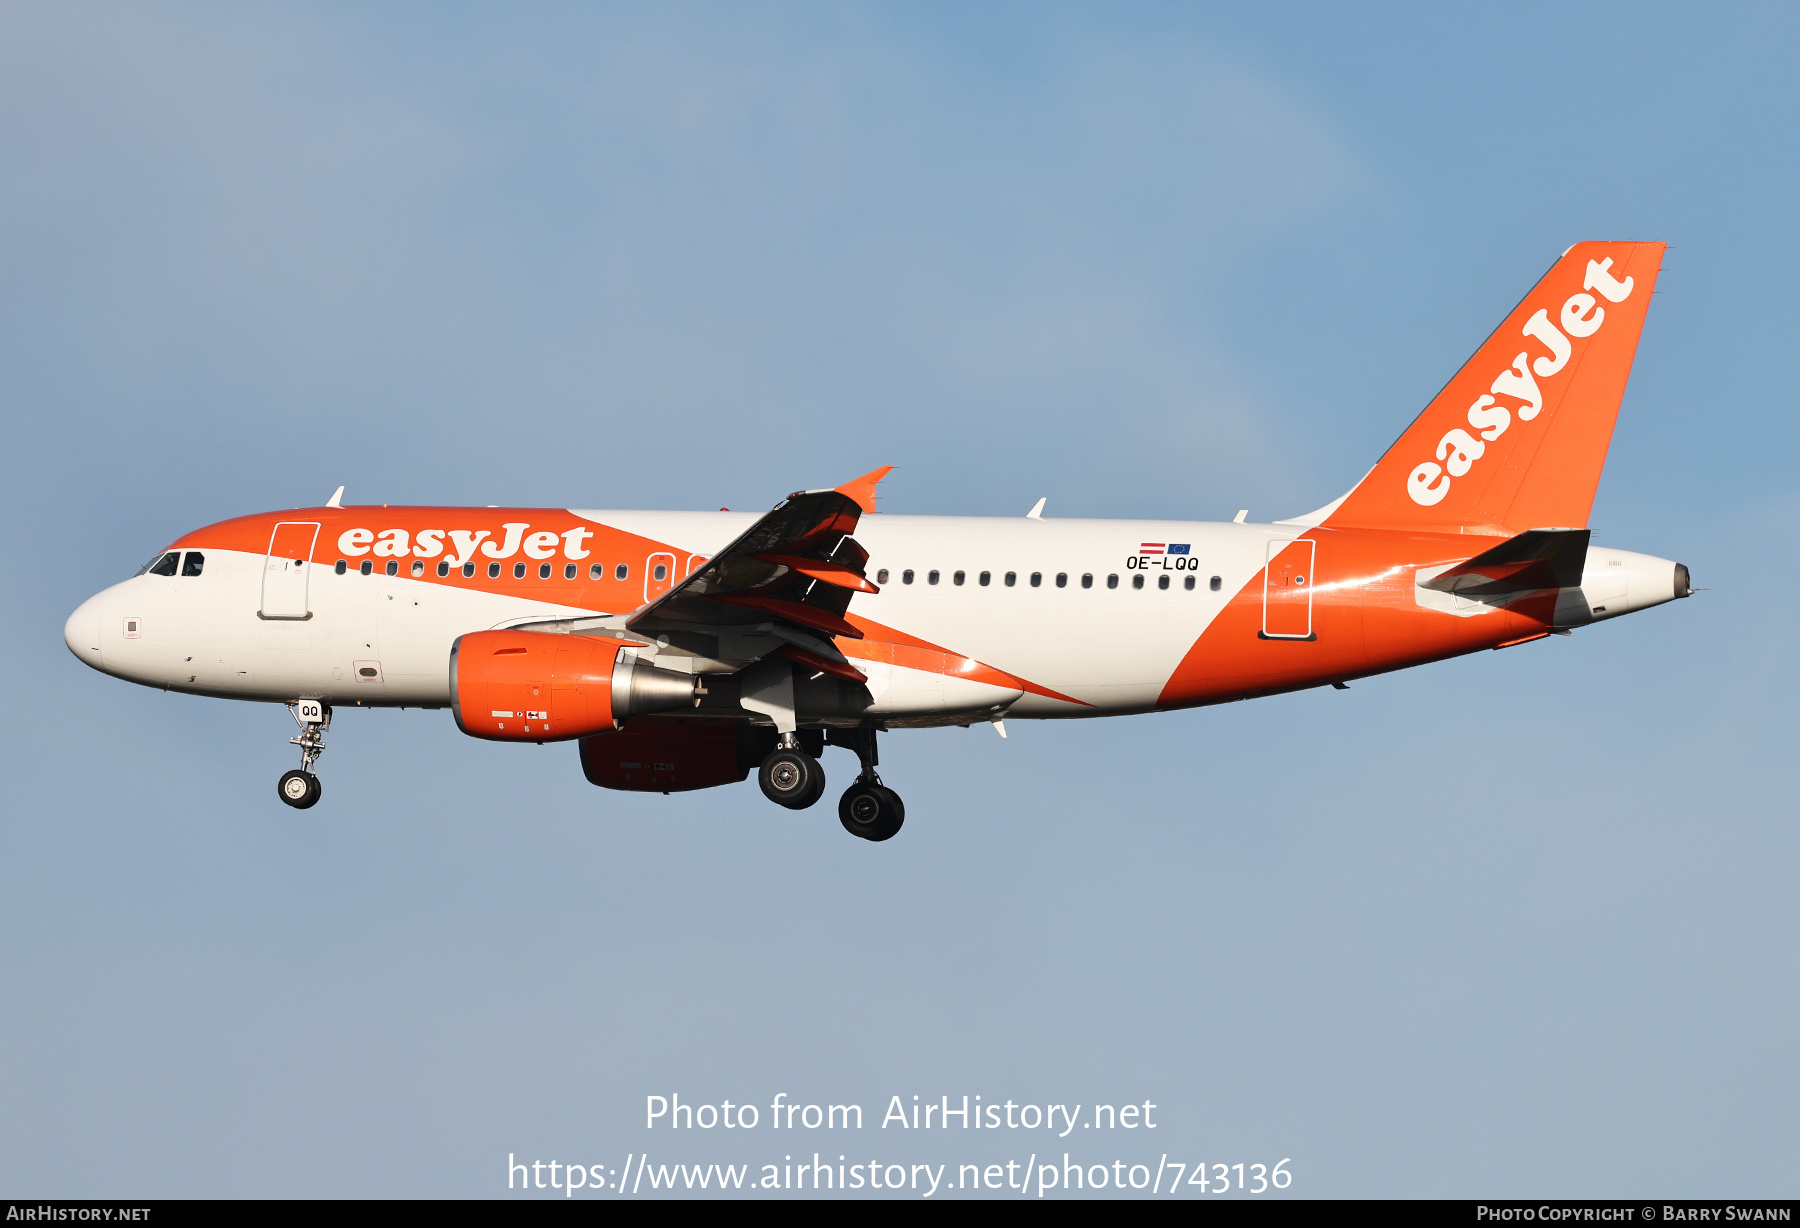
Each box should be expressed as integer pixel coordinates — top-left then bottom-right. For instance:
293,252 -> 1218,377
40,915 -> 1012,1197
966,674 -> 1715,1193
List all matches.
64,241 -> 1689,841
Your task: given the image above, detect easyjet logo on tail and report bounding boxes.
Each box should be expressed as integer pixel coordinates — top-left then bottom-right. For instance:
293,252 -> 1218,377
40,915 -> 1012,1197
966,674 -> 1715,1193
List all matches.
1406,258 -> 1637,506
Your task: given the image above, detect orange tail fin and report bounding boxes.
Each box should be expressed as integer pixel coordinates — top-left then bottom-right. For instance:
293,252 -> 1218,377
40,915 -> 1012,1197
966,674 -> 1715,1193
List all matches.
1323,241 -> 1664,535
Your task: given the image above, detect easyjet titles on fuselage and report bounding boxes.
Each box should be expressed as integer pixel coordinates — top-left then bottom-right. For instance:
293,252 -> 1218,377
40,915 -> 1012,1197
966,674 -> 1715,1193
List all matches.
338,523 -> 596,566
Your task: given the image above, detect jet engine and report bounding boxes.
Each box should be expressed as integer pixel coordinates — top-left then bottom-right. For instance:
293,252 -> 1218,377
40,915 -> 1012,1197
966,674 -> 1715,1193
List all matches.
450,630 -> 697,742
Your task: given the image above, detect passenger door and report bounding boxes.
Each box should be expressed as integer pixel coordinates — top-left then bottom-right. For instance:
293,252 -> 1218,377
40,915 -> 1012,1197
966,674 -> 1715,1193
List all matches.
261,522 -> 320,620
1261,538 -> 1316,640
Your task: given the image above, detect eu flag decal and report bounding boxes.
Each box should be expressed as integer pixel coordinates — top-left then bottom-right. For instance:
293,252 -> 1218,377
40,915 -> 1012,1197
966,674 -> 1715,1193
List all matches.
1167,543 -> 1190,555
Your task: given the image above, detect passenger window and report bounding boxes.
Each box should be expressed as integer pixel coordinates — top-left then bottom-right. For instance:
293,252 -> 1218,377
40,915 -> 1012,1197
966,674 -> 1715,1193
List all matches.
590,563 -> 603,580
1184,575 -> 1195,590
147,552 -> 179,577
513,562 -> 527,579
928,570 -> 940,585
181,551 -> 205,577
539,563 -> 552,579
411,560 -> 425,577
464,562 -> 476,578
1055,572 -> 1067,588
876,568 -> 889,584
953,570 -> 965,586
1103,574 -> 1114,589
1158,574 -> 1170,590
488,562 -> 501,579
615,564 -> 629,580
1210,575 -> 1221,591
978,571 -> 990,586
335,559 -> 347,575
1086,574 -> 1097,589
437,561 -> 450,577
1030,572 -> 1042,587
564,563 -> 577,580
1132,574 -> 1144,590
386,560 -> 399,576
360,560 -> 373,576
1004,571 -> 1016,587
653,563 -> 668,582
903,569 -> 915,584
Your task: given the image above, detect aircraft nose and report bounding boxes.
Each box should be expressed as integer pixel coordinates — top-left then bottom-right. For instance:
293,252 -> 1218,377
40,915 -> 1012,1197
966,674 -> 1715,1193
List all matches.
64,594 -> 104,669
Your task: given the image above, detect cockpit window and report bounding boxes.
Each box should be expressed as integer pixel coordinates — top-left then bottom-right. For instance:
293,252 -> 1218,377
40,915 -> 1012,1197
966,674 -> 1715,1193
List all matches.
144,551 -> 179,577
181,551 -> 205,577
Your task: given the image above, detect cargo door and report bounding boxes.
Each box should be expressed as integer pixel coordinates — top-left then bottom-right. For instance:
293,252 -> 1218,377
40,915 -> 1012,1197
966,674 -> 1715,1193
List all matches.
261,522 -> 320,620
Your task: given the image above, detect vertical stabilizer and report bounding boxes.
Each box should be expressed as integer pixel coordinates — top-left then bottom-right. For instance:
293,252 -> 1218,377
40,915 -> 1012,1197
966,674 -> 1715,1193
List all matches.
1324,241 -> 1664,535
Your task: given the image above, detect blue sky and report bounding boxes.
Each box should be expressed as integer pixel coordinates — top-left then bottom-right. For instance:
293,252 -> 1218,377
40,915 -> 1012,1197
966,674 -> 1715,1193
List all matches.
2,1 -> 1795,1197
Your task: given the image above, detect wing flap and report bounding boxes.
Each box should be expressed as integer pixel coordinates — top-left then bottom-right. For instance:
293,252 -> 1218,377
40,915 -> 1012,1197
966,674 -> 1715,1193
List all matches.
751,553 -> 879,593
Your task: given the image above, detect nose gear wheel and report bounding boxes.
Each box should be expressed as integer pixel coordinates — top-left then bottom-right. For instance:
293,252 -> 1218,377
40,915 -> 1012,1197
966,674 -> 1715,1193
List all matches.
278,769 -> 322,809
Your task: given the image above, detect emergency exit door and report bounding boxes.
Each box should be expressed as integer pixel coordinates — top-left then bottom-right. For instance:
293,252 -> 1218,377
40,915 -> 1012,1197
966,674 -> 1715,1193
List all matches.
1261,538 -> 1316,640
644,552 -> 676,603
260,522 -> 320,619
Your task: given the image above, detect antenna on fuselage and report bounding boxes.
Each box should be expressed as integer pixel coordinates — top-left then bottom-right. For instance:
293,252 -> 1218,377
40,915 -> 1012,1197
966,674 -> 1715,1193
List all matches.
1026,497 -> 1046,519
326,485 -> 345,508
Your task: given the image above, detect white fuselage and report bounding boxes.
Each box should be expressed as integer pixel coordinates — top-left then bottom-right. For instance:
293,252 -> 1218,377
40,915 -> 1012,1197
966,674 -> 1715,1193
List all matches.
63,512 -> 1276,716
64,509 -> 1679,725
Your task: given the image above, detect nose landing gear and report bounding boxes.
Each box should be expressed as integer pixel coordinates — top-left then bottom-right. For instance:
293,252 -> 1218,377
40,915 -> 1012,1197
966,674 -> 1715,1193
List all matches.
830,726 -> 904,842
278,700 -> 330,810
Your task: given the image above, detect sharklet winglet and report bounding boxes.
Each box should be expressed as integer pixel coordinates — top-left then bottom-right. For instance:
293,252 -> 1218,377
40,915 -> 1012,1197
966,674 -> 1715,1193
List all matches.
834,466 -> 895,514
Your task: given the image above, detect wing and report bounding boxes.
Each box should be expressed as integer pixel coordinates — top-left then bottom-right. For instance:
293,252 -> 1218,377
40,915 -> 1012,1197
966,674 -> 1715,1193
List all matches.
625,466 -> 894,683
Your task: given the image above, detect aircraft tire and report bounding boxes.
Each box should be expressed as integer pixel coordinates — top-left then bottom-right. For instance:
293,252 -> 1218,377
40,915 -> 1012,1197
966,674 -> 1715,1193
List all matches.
759,749 -> 824,810
798,766 -> 828,810
278,769 -> 321,810
838,782 -> 904,841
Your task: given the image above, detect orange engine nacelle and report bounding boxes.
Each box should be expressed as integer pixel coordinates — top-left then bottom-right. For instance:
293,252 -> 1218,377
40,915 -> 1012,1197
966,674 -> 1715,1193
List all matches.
450,630 -> 696,742
579,717 -> 772,793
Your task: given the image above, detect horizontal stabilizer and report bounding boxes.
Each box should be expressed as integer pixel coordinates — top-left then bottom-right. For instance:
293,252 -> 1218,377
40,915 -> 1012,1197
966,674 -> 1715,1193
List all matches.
1418,528 -> 1590,598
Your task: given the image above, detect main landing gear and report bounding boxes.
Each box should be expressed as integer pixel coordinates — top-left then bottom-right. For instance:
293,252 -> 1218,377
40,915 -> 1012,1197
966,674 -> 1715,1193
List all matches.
838,780 -> 904,843
756,726 -> 905,841
758,733 -> 827,810
831,726 -> 904,843
278,699 -> 330,810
